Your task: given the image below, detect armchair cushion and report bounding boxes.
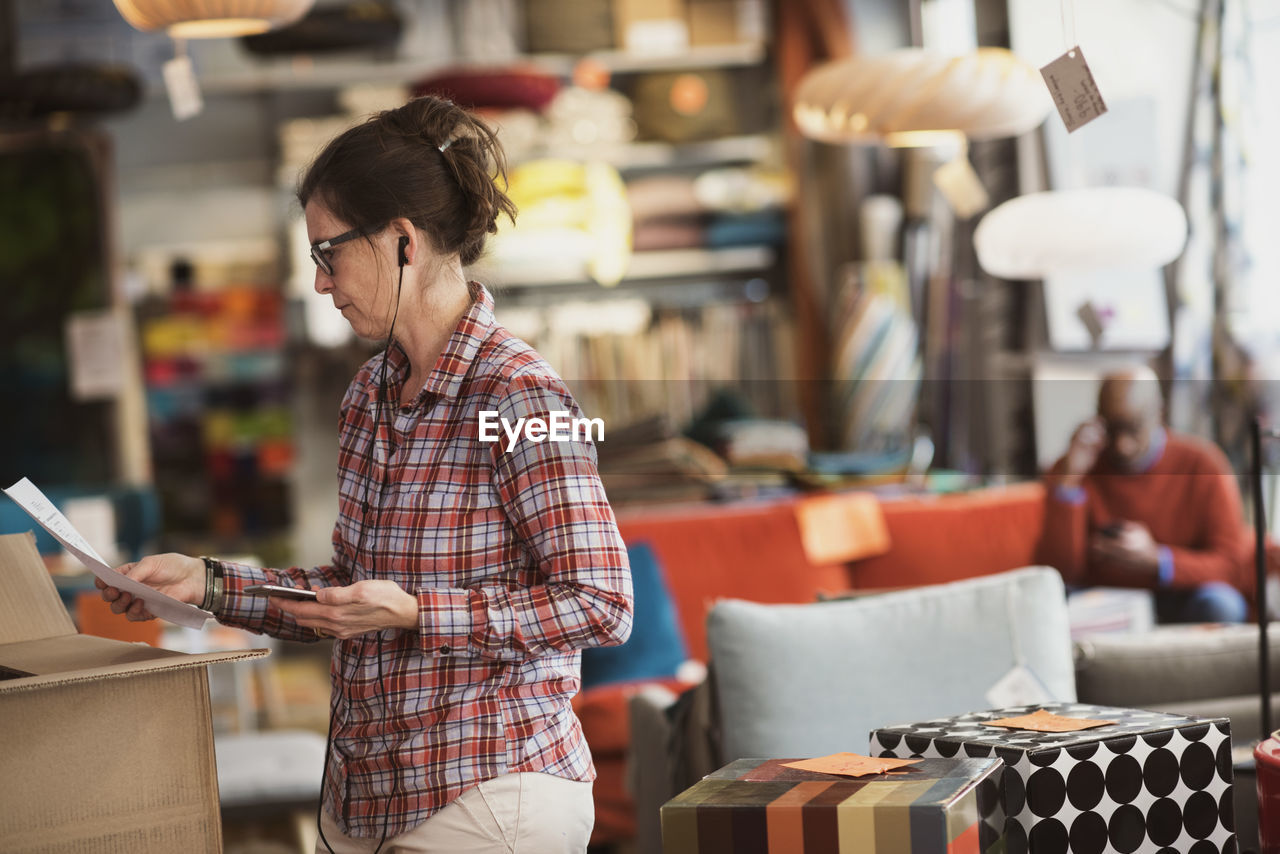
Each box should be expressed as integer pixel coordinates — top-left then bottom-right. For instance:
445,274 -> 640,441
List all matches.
707,566 -> 1077,762
1074,622 -> 1280,708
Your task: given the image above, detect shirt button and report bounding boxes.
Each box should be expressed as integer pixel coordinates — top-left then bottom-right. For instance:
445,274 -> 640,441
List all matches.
439,645 -> 451,655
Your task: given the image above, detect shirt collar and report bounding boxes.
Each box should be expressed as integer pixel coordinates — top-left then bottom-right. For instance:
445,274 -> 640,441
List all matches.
1134,425 -> 1167,473
379,282 -> 495,405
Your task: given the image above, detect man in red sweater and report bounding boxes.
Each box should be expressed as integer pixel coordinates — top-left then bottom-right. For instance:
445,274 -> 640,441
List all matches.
1037,366 -> 1251,623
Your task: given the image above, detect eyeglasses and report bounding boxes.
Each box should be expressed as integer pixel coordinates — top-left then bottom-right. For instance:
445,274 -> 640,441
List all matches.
309,227 -> 366,277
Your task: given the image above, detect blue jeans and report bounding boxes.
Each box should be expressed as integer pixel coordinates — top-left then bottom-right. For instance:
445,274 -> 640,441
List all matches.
1154,581 -> 1249,624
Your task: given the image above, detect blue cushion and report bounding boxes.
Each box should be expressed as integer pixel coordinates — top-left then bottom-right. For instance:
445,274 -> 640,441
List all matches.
581,542 -> 687,689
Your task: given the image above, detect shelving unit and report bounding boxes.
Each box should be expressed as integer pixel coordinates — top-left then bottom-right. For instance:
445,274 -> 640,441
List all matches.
484,245 -> 775,290
541,133 -> 775,174
184,42 -> 769,97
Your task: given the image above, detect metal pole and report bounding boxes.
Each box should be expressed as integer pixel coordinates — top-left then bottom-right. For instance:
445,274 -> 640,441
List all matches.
1254,415 -> 1272,739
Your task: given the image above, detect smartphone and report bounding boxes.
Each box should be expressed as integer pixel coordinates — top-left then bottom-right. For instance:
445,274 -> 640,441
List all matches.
244,584 -> 319,601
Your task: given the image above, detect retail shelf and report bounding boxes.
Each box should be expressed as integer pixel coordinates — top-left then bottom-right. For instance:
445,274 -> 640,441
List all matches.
511,134 -> 775,172
188,42 -> 768,97
483,245 -> 776,290
543,42 -> 768,74
626,245 -> 776,279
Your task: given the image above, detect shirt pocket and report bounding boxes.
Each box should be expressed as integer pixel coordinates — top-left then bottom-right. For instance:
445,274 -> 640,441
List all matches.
396,483 -> 512,587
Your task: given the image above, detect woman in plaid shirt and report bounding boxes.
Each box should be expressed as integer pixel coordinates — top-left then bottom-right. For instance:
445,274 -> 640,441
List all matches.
98,96 -> 634,852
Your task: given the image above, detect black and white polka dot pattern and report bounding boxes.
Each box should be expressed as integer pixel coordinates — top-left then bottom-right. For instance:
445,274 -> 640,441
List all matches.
870,703 -> 1237,854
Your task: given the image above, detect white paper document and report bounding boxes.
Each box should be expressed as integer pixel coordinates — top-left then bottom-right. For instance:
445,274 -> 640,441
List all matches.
3,478 -> 211,629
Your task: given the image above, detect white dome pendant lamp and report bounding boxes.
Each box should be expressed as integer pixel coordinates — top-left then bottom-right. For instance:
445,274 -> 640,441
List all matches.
973,187 -> 1189,279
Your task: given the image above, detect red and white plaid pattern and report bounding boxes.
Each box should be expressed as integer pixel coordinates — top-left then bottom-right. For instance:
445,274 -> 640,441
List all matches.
217,284 -> 633,838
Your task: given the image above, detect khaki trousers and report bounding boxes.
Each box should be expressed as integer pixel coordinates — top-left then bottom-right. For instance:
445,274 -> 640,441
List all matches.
315,772 -> 594,853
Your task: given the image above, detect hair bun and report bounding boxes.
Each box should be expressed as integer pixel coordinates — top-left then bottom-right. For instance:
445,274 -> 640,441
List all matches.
298,95 -> 516,267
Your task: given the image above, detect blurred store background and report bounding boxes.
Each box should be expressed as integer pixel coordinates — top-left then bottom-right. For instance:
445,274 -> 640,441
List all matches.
4,0 -> 1280,850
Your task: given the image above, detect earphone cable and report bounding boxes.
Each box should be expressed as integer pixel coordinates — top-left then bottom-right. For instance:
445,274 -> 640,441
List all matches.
317,254 -> 405,854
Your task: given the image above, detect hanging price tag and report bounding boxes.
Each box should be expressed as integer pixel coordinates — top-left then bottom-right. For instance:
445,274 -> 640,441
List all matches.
163,54 -> 204,121
933,153 -> 990,220
1039,46 -> 1107,132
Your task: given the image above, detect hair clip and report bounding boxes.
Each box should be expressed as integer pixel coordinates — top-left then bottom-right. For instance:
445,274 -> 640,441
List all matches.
437,138 -> 454,153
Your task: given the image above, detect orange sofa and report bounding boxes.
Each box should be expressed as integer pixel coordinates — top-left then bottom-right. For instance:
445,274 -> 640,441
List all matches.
576,481 -> 1049,843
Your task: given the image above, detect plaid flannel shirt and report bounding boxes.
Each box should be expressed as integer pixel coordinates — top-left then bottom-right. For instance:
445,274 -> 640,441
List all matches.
215,283 -> 633,838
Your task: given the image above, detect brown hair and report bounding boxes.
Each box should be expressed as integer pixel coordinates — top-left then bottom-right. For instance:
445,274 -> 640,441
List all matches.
298,95 -> 517,266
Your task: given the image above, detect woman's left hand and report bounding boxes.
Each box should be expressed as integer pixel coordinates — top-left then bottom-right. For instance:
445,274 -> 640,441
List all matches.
271,580 -> 418,639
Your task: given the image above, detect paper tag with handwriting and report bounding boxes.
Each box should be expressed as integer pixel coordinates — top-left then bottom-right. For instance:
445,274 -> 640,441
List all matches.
983,708 -> 1116,733
782,753 -> 921,778
163,54 -> 203,121
1040,46 -> 1107,132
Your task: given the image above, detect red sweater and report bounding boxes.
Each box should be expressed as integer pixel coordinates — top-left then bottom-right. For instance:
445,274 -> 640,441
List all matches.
1036,432 -> 1253,595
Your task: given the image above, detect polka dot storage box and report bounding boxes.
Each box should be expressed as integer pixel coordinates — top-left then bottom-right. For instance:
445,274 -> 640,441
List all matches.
869,703 -> 1236,854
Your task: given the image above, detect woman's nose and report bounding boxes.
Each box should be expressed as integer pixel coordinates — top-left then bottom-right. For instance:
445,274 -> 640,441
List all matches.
314,269 -> 332,294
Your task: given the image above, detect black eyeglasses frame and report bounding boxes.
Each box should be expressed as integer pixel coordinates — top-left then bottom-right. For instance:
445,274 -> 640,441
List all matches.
309,226 -> 368,276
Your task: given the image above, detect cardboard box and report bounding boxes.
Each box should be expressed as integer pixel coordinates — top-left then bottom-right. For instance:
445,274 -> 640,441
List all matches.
870,703 -> 1237,853
614,0 -> 689,54
687,0 -> 739,46
526,0 -> 615,54
0,532 -> 269,852
661,756 -> 1005,852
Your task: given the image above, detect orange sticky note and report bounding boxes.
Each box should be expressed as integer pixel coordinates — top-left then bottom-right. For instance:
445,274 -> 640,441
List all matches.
794,492 -> 891,565
781,752 -> 921,777
982,708 -> 1116,733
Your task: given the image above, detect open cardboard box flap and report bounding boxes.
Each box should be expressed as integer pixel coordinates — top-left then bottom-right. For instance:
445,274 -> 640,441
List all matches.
0,532 -> 268,692
0,531 -> 268,852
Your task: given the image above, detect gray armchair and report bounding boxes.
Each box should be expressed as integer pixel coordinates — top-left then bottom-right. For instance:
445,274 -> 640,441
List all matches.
628,567 -> 1077,854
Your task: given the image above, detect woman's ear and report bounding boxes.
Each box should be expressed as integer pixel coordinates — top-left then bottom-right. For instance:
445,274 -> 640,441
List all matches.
389,217 -> 417,267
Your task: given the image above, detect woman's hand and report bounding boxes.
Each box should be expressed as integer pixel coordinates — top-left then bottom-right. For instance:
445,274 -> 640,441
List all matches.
96,553 -> 206,621
270,580 -> 418,639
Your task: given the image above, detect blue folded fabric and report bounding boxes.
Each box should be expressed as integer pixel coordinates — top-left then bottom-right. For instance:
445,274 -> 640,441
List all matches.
704,211 -> 786,247
580,541 -> 688,689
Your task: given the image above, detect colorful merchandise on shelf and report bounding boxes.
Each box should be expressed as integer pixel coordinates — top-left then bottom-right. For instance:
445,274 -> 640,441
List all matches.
139,286 -> 294,547
490,158 -> 632,286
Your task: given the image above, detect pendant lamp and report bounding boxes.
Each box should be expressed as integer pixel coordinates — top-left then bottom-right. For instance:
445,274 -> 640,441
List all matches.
973,187 -> 1188,279
112,0 -> 314,38
793,47 -> 1050,147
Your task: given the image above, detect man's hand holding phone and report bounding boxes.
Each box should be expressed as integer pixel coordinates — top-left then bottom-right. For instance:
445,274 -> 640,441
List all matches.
1089,520 -> 1160,579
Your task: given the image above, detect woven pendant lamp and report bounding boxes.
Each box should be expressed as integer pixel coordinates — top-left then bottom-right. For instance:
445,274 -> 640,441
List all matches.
793,47 -> 1050,147
112,0 -> 314,38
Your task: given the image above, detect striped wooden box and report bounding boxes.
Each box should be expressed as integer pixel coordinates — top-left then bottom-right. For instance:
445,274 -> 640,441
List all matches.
661,757 -> 1005,853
